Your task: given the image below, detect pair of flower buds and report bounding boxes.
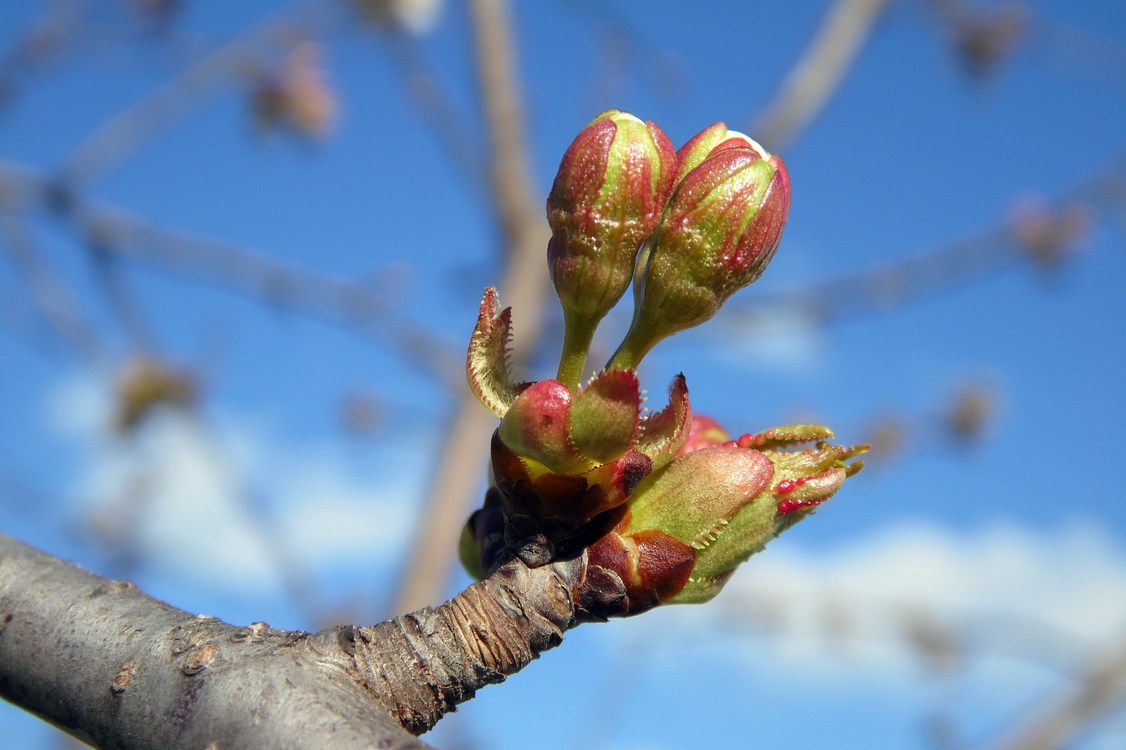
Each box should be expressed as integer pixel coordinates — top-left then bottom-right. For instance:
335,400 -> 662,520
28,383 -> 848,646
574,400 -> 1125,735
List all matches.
548,110 -> 790,388
461,111 -> 864,615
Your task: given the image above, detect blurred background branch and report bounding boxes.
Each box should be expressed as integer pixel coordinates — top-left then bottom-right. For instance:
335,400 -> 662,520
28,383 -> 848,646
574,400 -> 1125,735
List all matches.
390,0 -> 552,616
751,0 -> 891,152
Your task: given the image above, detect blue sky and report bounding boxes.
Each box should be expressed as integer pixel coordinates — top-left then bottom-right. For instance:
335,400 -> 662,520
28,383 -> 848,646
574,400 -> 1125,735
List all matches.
2,1 -> 1126,748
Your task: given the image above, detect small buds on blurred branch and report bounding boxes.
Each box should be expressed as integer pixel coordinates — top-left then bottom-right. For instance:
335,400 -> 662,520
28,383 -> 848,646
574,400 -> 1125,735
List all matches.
113,357 -> 197,434
251,41 -> 338,139
1009,198 -> 1092,270
941,2 -> 1029,79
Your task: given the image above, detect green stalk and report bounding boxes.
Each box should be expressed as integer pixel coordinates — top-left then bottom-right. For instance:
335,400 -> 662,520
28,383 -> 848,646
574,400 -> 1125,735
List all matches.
606,323 -> 654,372
556,314 -> 597,390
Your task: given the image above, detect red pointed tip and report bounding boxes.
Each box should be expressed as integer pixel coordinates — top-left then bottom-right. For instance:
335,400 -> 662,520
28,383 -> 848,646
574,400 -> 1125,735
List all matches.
777,493 -> 823,515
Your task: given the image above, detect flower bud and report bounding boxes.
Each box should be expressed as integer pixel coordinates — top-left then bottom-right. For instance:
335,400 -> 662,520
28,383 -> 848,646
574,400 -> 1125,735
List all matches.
487,370 -> 653,554
678,414 -> 731,456
574,444 -> 779,615
497,371 -> 643,475
548,111 -> 677,387
674,121 -> 766,182
671,439 -> 867,604
626,446 -> 775,552
606,425 -> 866,608
547,110 -> 677,326
611,138 -> 790,369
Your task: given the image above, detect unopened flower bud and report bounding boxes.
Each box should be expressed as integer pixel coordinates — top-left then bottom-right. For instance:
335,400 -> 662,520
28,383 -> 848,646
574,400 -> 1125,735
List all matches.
678,414 -> 730,456
674,121 -> 765,181
611,134 -> 790,369
548,110 -> 677,386
617,426 -> 866,608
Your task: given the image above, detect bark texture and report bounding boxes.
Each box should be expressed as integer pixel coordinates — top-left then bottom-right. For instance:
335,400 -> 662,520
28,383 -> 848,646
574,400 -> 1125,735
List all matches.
355,560 -> 574,734
0,533 -> 577,749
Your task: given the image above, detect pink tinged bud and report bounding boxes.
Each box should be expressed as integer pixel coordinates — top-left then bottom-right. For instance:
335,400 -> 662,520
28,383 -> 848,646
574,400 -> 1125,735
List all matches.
678,414 -> 731,456
491,370 -> 654,548
466,287 -> 518,418
498,379 -> 582,473
547,110 -> 677,325
618,444 -> 780,606
612,144 -> 791,368
498,370 -> 643,475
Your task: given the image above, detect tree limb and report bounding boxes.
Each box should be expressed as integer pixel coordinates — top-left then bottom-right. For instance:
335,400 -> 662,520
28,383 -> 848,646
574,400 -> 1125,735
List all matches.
0,532 -> 578,748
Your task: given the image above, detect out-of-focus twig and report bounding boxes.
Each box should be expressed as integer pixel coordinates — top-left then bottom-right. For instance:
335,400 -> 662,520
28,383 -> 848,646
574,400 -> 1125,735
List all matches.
928,0 -> 1028,79
729,159 -> 1125,329
750,0 -> 891,152
985,636 -> 1126,750
390,0 -> 552,615
470,0 -> 542,255
859,380 -> 999,470
1034,13 -> 1126,86
379,31 -> 488,194
0,1 -> 92,108
0,179 -> 101,361
86,243 -> 156,352
0,159 -> 459,384
84,204 -> 460,383
60,3 -> 334,186
561,0 -> 688,107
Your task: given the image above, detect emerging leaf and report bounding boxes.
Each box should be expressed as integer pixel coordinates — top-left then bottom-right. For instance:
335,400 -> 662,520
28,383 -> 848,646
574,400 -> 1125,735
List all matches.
466,287 -> 518,417
636,374 -> 692,471
733,424 -> 836,449
570,369 -> 642,464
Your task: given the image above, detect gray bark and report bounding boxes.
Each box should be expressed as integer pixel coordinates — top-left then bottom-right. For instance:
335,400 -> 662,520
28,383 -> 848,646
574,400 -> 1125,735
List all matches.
0,533 -> 578,749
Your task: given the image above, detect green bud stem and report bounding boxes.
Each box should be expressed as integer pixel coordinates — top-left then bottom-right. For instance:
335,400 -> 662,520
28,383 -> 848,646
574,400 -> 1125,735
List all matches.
606,320 -> 657,372
556,313 -> 598,390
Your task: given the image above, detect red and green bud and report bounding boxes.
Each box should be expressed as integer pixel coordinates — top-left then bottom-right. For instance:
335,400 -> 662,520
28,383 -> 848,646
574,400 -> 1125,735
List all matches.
611,130 -> 791,369
547,110 -> 677,387
669,434 -> 866,604
460,115 -> 865,619
567,418 -> 866,614
674,121 -> 768,182
472,370 -> 693,557
497,373 -> 642,475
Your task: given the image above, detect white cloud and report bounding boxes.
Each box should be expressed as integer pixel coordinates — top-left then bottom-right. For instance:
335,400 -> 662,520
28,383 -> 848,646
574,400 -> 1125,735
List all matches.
48,372 -> 423,596
45,369 -> 111,439
712,304 -> 825,373
622,521 -> 1126,687
275,459 -> 418,565
589,521 -> 1126,750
